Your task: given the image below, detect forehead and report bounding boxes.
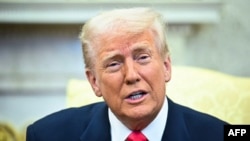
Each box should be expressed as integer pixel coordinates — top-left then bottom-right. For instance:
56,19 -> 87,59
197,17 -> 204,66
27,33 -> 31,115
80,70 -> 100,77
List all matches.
97,30 -> 156,53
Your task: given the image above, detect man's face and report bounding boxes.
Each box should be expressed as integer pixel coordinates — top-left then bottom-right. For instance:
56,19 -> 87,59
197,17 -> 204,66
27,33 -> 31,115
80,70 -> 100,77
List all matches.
86,30 -> 171,127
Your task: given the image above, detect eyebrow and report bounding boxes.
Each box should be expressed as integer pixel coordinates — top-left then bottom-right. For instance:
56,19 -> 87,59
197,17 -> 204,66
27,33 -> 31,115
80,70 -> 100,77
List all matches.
101,50 -> 122,68
132,45 -> 152,55
102,43 -> 153,64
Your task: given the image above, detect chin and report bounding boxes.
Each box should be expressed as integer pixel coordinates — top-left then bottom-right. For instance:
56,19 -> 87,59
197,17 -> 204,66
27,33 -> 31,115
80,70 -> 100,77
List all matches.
129,106 -> 156,120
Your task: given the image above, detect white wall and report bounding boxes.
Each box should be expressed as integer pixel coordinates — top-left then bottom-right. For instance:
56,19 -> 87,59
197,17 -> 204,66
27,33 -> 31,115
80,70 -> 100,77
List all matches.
0,24 -> 85,130
185,0 -> 250,76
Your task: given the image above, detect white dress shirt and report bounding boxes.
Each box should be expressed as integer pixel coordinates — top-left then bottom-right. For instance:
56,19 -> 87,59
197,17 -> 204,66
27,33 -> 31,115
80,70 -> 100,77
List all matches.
109,97 -> 168,141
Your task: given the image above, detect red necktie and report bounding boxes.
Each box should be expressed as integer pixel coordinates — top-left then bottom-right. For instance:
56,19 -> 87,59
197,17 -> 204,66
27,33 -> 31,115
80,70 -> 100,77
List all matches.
126,131 -> 148,141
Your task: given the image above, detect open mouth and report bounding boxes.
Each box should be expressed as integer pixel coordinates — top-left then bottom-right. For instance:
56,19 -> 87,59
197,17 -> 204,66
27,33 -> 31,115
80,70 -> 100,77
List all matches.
127,90 -> 147,100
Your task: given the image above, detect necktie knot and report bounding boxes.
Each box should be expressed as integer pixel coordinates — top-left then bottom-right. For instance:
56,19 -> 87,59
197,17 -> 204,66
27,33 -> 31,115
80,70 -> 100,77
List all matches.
126,131 -> 148,141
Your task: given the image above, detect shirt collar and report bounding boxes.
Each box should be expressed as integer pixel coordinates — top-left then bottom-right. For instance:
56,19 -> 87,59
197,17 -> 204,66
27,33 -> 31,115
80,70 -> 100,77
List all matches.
109,97 -> 168,141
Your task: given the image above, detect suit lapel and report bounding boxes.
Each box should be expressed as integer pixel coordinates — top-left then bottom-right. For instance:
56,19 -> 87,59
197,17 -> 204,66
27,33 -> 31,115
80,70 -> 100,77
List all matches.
80,102 -> 111,141
161,98 -> 190,141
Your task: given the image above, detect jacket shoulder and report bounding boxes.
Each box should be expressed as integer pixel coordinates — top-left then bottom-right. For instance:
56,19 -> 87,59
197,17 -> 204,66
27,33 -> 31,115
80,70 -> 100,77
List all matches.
168,99 -> 228,141
33,102 -> 105,126
26,102 -> 107,141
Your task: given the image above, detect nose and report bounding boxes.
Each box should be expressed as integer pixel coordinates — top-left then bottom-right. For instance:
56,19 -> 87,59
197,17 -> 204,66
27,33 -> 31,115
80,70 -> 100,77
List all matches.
124,59 -> 141,85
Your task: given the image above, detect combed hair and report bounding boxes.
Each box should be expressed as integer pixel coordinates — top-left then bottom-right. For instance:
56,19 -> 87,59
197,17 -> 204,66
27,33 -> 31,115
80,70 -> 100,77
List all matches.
79,7 -> 169,69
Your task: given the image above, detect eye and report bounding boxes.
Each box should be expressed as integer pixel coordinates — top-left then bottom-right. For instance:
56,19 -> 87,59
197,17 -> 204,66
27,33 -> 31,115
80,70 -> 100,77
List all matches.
137,54 -> 151,64
108,61 -> 120,67
106,61 -> 121,72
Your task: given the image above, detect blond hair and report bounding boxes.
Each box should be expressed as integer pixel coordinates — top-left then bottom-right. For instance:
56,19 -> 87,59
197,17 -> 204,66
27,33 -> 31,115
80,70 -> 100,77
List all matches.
79,7 -> 169,69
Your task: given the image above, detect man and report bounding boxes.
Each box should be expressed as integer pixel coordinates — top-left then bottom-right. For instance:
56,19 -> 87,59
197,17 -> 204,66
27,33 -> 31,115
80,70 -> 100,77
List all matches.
26,7 -> 228,141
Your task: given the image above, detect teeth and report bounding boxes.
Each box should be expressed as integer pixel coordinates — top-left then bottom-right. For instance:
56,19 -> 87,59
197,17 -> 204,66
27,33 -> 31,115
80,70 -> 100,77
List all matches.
127,91 -> 146,100
130,94 -> 143,100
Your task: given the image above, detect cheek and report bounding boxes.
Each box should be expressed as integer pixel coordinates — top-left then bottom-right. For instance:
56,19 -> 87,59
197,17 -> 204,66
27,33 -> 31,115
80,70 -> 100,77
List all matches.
99,74 -> 124,111
140,64 -> 167,93
100,73 -> 123,96
141,64 -> 165,81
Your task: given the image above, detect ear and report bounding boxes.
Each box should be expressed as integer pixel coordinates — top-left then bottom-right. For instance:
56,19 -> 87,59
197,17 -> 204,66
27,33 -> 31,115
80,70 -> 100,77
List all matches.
163,56 -> 172,82
86,69 -> 102,97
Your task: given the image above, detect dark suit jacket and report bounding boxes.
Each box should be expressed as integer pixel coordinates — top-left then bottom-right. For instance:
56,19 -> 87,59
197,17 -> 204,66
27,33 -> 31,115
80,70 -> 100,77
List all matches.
26,98 -> 228,141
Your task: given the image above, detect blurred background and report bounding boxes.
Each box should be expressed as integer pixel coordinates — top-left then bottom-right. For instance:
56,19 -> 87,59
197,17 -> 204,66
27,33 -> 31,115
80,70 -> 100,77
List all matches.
0,0 -> 250,140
